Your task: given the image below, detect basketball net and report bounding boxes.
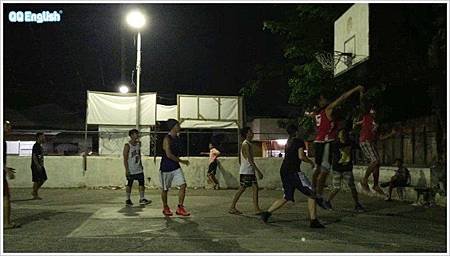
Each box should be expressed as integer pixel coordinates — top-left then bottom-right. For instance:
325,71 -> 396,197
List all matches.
315,51 -> 354,72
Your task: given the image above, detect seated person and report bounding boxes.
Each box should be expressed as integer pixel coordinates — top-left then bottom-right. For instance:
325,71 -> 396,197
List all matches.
381,158 -> 411,201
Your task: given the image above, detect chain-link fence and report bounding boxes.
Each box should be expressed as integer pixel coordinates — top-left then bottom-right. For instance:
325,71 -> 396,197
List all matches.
6,127 -> 441,168
6,129 -> 242,157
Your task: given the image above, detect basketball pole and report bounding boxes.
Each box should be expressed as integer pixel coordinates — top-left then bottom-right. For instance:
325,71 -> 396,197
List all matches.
136,32 -> 141,130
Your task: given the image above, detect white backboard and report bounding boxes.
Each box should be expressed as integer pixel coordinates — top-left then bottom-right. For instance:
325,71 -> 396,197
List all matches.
177,95 -> 242,129
334,3 -> 370,76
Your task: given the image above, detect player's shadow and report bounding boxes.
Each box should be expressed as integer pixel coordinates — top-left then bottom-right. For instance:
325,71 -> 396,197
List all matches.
118,205 -> 145,217
11,198 -> 36,202
263,214 -> 343,227
14,210 -> 64,226
217,162 -> 239,188
164,217 -> 250,252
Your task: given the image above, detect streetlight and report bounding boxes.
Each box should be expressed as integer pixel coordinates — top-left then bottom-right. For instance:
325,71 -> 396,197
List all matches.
119,85 -> 129,94
126,10 -> 146,129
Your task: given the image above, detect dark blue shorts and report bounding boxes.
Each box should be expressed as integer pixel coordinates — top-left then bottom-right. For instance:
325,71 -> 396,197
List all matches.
281,170 -> 315,202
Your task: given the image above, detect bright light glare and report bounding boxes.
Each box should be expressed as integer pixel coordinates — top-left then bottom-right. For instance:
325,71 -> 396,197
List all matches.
126,10 -> 146,29
119,85 -> 129,94
276,139 -> 288,146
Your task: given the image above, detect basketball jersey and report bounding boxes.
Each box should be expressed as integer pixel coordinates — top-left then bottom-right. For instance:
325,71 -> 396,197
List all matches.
239,140 -> 254,175
127,142 -> 143,175
314,109 -> 337,143
160,134 -> 182,172
359,114 -> 378,143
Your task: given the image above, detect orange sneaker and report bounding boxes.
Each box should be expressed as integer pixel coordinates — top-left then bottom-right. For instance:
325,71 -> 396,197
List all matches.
162,207 -> 173,216
176,205 -> 191,216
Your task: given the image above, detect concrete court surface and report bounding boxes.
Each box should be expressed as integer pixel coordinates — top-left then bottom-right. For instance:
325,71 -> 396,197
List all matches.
2,187 -> 448,253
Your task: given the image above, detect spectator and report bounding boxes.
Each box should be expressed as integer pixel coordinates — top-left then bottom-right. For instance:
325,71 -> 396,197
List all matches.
381,158 -> 411,201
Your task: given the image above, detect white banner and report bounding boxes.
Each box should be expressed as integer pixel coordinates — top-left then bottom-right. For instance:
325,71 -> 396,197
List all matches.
156,104 -> 177,121
180,120 -> 238,129
87,91 -> 156,125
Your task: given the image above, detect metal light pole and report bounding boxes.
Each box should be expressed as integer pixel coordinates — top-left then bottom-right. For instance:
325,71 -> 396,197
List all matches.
126,10 -> 146,130
136,31 -> 141,129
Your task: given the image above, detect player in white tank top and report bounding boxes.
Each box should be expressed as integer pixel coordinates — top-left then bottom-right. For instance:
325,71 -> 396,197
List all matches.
128,142 -> 144,175
123,129 -> 150,206
127,142 -> 143,175
229,127 -> 264,215
239,140 -> 254,175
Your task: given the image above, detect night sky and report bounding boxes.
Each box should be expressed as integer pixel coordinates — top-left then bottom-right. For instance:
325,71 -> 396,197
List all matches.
3,3 -> 292,128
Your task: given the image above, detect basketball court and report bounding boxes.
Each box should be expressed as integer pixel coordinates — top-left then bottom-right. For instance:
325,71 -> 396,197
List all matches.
3,188 -> 446,253
3,3 -> 447,254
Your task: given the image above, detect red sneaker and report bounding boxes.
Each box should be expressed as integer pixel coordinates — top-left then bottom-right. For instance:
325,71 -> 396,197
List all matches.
162,207 -> 173,216
176,205 -> 191,216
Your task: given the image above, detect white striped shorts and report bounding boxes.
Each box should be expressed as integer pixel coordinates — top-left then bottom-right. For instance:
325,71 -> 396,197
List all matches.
359,141 -> 380,163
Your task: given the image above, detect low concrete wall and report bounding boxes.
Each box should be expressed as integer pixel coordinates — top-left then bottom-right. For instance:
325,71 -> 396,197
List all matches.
6,156 -> 445,206
6,156 -> 287,189
7,156 -> 86,188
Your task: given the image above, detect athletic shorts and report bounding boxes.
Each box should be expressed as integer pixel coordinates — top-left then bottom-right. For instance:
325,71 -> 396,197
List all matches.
360,141 -> 380,163
314,142 -> 334,172
207,160 -> 218,175
160,168 -> 186,191
240,174 -> 257,188
31,166 -> 48,182
281,170 -> 315,202
126,172 -> 145,186
331,170 -> 356,191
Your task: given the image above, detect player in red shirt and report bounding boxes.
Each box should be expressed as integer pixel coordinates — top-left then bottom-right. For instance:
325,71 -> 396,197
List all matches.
309,85 -> 365,199
354,106 -> 396,195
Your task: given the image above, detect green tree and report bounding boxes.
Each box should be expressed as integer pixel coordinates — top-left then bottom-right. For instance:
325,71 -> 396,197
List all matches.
242,4 -> 446,151
263,5 -> 351,108
241,4 -> 354,137
426,5 -> 446,161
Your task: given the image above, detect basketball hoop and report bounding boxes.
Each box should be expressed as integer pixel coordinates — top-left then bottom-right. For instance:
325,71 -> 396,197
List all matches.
315,51 -> 354,72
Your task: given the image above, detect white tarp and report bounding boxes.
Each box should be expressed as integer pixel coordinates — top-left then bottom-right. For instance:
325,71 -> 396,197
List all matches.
87,91 -> 156,125
18,141 -> 35,156
99,125 -> 150,155
180,120 -> 239,129
156,104 -> 177,121
6,141 -> 20,155
178,95 -> 241,129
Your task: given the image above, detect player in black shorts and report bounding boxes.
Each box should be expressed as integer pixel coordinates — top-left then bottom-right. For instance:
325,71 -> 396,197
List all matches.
260,125 -> 327,228
31,132 -> 47,200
